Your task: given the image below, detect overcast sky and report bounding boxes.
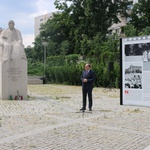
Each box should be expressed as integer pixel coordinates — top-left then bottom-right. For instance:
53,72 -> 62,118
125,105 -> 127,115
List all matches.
0,0 -> 58,48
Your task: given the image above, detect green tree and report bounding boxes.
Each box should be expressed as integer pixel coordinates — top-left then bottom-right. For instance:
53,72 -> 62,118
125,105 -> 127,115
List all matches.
60,40 -> 69,55
130,0 -> 150,32
123,23 -> 137,37
33,37 -> 44,61
25,46 -> 35,60
138,27 -> 150,36
53,0 -> 131,55
34,0 -> 132,57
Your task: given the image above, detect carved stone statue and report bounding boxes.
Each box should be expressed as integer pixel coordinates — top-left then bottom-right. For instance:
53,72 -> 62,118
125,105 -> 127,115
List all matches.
0,20 -> 27,100
0,20 -> 26,62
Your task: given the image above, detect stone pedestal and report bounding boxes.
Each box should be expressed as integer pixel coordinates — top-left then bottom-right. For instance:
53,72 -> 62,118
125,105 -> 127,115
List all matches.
0,59 -> 27,100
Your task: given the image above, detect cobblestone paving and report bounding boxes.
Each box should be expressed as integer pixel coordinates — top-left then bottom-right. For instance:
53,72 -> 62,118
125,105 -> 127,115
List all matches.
0,85 -> 150,150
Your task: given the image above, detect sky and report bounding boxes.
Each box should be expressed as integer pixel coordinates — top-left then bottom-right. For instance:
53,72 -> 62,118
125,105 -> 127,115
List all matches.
0,0 -> 58,48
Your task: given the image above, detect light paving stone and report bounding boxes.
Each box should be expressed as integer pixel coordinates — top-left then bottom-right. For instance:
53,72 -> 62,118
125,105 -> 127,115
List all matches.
0,85 -> 150,150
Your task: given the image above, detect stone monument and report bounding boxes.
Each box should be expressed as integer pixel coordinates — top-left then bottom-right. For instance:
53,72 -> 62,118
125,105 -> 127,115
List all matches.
0,20 -> 27,100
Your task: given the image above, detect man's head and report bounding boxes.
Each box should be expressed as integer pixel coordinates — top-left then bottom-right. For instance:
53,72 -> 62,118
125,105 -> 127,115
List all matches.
8,20 -> 15,30
85,64 -> 91,70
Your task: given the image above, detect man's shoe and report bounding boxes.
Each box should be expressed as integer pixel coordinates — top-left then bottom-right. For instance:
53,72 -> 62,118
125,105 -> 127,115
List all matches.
80,108 -> 86,111
89,108 -> 92,111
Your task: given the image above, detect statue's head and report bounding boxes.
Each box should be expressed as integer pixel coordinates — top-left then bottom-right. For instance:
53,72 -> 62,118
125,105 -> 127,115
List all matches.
8,20 -> 15,29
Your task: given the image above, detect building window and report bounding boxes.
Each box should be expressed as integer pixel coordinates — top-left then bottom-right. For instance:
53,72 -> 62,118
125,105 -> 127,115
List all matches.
40,18 -> 43,22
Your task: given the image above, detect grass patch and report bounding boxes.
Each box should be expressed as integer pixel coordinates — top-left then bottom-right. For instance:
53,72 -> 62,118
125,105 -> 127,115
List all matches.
124,108 -> 143,113
29,145 -> 36,148
100,109 -> 111,112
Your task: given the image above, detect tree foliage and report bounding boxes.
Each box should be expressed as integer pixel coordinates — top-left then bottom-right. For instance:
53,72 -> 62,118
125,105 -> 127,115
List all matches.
129,0 -> 150,33
33,0 -> 130,56
122,23 -> 137,37
27,0 -> 144,88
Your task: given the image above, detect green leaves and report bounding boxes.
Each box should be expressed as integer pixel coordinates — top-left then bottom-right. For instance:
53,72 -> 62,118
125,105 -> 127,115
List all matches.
123,23 -> 137,37
130,0 -> 150,33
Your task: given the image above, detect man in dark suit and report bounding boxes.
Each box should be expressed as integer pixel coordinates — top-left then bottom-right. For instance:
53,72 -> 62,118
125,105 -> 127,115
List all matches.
80,64 -> 95,111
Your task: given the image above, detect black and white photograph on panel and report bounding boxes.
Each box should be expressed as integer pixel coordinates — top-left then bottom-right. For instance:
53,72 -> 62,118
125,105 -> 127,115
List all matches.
125,62 -> 142,89
125,42 -> 150,62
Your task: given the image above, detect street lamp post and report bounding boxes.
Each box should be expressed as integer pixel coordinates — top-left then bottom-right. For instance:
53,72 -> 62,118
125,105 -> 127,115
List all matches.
41,37 -> 49,72
42,41 -> 48,72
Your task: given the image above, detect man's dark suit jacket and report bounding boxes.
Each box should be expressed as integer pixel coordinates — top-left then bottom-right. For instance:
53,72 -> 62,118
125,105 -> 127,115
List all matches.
81,70 -> 95,89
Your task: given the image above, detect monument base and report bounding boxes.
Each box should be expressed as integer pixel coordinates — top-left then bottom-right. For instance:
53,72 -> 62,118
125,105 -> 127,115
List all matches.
0,58 -> 27,100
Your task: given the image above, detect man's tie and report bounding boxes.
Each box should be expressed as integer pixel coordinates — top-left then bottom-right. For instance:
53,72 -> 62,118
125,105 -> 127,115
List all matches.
85,70 -> 88,77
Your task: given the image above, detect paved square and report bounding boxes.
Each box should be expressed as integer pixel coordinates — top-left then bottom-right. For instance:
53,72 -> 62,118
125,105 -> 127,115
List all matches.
0,85 -> 150,150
